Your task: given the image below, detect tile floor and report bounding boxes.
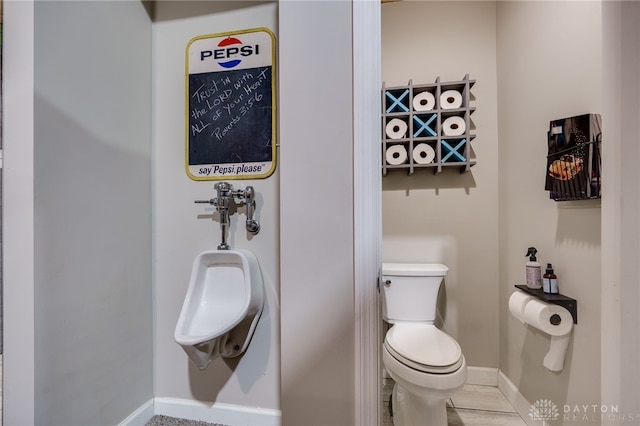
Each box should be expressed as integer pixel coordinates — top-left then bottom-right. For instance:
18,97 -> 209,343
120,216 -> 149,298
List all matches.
383,378 -> 528,426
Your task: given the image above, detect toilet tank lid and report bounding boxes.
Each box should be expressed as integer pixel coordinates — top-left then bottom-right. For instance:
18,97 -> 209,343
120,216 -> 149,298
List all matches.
382,263 -> 449,277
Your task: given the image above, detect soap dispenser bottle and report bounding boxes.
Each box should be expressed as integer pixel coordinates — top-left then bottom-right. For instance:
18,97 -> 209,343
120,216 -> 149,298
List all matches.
525,247 -> 542,289
543,263 -> 559,294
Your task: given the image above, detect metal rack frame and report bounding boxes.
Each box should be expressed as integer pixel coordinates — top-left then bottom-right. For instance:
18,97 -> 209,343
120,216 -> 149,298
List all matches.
382,74 -> 476,176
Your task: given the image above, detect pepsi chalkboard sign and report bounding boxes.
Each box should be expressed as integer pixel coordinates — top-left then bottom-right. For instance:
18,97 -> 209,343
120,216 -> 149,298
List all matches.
186,28 -> 276,180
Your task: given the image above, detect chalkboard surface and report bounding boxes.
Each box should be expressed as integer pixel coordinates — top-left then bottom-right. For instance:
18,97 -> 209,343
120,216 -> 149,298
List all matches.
185,28 -> 276,180
189,66 -> 272,164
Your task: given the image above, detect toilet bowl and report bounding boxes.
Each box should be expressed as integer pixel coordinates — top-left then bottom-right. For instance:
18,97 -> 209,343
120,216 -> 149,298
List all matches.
174,249 -> 264,370
383,323 -> 467,426
381,262 -> 467,426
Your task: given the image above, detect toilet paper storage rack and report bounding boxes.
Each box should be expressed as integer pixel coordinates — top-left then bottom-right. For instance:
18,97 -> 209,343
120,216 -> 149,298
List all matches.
382,74 -> 476,176
515,284 -> 578,324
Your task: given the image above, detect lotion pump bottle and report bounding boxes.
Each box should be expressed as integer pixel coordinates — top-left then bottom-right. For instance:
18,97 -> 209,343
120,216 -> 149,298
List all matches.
543,263 -> 559,294
525,247 -> 542,289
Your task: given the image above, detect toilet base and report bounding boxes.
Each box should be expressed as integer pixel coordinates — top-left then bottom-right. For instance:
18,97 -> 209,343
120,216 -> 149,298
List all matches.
392,382 -> 447,426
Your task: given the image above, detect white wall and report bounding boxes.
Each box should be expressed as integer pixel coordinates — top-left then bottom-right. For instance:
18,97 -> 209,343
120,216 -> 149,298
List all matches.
497,1 -> 602,413
3,1 -> 36,423
381,1 -> 501,368
4,1 -> 154,424
279,2 -> 356,425
153,4 -> 362,425
152,1 -> 281,414
601,1 -> 640,419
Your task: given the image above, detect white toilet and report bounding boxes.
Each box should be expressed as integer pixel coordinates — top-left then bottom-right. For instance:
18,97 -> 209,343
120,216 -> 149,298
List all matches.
174,249 -> 264,370
381,262 -> 467,426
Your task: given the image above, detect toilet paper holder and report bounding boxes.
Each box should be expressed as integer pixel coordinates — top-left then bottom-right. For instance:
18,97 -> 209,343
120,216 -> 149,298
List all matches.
515,285 -> 577,324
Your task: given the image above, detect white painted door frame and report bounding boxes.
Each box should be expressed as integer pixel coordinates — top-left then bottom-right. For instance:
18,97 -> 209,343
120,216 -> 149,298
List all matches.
352,2 -> 382,426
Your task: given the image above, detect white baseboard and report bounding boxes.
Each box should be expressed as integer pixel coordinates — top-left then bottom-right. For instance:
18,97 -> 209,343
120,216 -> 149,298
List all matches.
119,398 -> 281,426
466,366 -> 499,386
497,369 -> 535,426
121,370 -> 526,426
118,399 -> 155,426
154,397 -> 281,426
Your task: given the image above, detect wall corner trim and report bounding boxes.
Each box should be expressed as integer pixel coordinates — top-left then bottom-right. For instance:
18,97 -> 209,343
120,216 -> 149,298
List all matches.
117,399 -> 155,426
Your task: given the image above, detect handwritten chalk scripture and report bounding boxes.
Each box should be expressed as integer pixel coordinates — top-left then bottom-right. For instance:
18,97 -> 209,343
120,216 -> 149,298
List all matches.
186,28 -> 276,181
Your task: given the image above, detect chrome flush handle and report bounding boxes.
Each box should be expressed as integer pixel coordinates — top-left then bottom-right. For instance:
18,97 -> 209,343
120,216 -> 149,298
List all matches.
195,182 -> 261,249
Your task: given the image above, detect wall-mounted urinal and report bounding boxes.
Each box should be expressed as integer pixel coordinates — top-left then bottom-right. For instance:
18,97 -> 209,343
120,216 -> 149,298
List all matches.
174,249 -> 264,370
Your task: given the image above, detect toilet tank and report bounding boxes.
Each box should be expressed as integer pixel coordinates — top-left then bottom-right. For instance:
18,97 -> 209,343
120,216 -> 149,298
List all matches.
381,263 -> 449,323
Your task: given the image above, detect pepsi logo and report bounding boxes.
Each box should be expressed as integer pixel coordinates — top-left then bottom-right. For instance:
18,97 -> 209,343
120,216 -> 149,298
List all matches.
199,37 -> 260,69
217,37 -> 243,68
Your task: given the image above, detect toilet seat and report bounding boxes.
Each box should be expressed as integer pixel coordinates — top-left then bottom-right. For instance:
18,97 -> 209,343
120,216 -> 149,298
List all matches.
384,323 -> 463,374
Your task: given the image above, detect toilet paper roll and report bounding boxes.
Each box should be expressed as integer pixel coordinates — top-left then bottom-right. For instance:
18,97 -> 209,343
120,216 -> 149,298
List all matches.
385,118 -> 408,140
508,291 -> 532,324
412,91 -> 436,111
523,299 -> 573,336
386,145 -> 408,165
440,90 -> 463,109
442,116 -> 466,136
543,334 -> 572,372
413,143 -> 436,164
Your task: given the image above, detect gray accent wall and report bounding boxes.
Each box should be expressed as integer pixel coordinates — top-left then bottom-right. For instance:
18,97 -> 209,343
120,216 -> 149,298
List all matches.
279,2 -> 356,424
33,2 -> 153,424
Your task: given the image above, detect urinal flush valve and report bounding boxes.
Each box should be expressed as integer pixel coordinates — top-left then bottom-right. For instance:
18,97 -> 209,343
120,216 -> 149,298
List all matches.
195,182 -> 261,250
